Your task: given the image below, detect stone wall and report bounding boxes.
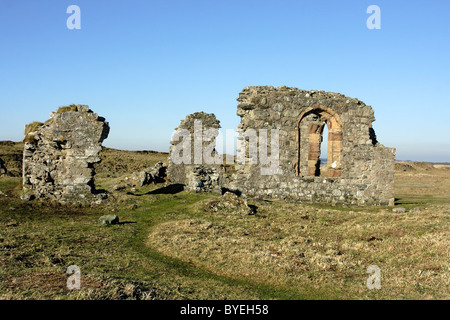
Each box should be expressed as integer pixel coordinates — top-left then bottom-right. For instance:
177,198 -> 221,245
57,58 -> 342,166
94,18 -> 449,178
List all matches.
22,105 -> 109,204
230,86 -> 395,205
169,86 -> 395,206
167,112 -> 223,191
185,165 -> 221,193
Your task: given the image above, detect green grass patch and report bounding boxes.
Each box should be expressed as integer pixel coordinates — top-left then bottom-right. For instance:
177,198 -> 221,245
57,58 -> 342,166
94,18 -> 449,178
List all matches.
1,162 -> 449,300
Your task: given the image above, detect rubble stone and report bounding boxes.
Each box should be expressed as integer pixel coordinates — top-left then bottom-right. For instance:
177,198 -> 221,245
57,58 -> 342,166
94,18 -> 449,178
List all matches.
205,192 -> 255,215
98,214 -> 119,225
131,162 -> 167,187
185,165 -> 221,193
392,207 -> 406,213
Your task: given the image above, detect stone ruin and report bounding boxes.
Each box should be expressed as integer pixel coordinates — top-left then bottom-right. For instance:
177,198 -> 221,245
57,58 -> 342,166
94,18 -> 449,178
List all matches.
168,112 -> 224,193
22,105 -> 109,204
19,87 -> 395,206
168,86 -> 396,206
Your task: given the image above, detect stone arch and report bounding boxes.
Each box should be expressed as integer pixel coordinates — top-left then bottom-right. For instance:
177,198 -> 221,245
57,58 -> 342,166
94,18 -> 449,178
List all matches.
295,105 -> 343,177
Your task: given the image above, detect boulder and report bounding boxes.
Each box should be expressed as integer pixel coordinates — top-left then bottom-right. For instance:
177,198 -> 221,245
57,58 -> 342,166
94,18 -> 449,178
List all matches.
131,162 -> 167,187
111,185 -> 126,191
20,193 -> 35,201
98,214 -> 119,225
205,192 -> 255,215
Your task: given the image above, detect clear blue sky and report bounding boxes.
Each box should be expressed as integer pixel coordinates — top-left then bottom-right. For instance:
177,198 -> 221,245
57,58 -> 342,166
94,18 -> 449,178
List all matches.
1,0 -> 449,161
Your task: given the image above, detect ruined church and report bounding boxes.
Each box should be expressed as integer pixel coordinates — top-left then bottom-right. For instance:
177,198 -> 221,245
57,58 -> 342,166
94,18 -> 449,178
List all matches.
22,86 -> 395,206
168,86 -> 395,206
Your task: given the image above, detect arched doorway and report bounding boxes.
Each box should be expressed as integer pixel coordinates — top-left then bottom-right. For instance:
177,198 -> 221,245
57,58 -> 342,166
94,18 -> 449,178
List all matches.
295,105 -> 343,177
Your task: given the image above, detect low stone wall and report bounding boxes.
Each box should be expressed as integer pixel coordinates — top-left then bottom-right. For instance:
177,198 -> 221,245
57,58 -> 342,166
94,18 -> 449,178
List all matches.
185,165 -> 221,193
230,159 -> 394,206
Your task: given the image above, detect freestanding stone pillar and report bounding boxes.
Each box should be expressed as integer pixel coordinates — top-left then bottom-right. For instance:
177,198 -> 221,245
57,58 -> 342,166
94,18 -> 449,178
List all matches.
22,105 -> 109,204
167,112 -> 223,192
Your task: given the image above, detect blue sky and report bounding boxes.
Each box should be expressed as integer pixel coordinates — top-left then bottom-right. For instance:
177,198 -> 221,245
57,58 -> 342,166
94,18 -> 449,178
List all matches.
0,0 -> 449,161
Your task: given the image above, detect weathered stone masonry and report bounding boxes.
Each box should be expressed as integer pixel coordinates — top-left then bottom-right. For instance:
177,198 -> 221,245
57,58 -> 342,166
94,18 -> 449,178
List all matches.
22,105 -> 109,204
231,86 -> 395,205
169,86 -> 396,206
168,112 -> 223,193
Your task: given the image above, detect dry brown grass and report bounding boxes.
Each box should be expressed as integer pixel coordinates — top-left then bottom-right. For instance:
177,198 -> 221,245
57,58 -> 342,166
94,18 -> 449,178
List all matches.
145,162 -> 450,299
95,148 -> 168,179
0,141 -> 23,177
395,161 -> 450,204
1,143 -> 448,299
148,202 -> 449,299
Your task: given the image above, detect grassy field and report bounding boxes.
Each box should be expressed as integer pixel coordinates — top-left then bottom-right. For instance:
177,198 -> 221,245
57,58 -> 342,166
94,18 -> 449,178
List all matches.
0,155 -> 448,299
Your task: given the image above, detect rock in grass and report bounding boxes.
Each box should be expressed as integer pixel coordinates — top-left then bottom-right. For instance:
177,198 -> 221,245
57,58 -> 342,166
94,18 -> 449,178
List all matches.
392,207 -> 406,213
131,162 -> 167,187
20,193 -> 35,201
205,192 -> 256,215
99,214 -> 119,225
112,185 -> 125,191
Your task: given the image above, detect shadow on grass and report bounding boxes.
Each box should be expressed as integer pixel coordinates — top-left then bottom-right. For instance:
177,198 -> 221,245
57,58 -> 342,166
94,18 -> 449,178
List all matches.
117,221 -> 137,225
127,184 -> 185,196
221,187 -> 242,196
394,196 -> 449,206
395,197 -> 422,205
248,204 -> 258,215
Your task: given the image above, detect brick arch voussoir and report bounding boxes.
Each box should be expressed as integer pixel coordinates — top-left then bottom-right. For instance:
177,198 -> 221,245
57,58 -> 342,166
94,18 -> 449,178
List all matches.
296,104 -> 342,129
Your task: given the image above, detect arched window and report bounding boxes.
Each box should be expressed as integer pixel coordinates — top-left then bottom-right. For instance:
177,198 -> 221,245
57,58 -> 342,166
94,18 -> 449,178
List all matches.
295,106 -> 343,177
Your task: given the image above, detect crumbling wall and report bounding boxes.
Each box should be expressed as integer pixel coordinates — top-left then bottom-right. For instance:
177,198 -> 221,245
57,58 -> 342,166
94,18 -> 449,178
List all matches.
185,165 -> 221,193
22,105 -> 109,204
167,112 -> 223,192
231,86 -> 395,205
